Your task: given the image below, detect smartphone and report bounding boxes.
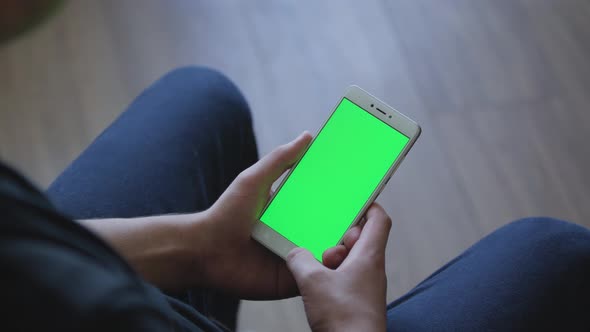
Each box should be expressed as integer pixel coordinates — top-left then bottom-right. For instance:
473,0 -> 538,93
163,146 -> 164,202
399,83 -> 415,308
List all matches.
252,86 -> 421,261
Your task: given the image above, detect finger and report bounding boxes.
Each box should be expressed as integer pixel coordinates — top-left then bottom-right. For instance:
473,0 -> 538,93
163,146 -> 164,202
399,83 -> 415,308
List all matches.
322,245 -> 347,269
247,132 -> 312,186
286,247 -> 325,284
342,225 -> 362,250
358,215 -> 368,227
345,203 -> 392,262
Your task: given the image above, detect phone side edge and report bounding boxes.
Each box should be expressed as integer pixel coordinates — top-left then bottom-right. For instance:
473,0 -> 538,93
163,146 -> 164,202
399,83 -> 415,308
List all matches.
252,221 -> 297,260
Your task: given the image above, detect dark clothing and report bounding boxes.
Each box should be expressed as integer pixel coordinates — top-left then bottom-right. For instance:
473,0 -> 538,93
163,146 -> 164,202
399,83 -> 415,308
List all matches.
1,67 -> 589,331
0,163 -> 216,331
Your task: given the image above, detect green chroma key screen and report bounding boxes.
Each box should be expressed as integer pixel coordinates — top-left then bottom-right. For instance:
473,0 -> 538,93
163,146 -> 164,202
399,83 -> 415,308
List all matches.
260,98 -> 410,260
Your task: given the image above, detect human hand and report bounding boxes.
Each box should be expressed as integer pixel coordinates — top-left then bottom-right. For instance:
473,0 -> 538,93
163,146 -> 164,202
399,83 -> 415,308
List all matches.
286,203 -> 391,332
200,132 -> 362,299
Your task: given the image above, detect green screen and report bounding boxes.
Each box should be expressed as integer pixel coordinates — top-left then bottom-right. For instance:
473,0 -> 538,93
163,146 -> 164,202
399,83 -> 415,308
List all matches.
260,98 -> 410,260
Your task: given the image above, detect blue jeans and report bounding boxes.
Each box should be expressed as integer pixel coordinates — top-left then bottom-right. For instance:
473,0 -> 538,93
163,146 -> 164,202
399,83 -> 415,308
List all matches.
47,67 -> 590,331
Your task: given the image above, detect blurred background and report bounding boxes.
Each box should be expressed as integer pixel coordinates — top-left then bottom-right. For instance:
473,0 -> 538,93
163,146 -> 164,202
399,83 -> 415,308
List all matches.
1,0 -> 589,331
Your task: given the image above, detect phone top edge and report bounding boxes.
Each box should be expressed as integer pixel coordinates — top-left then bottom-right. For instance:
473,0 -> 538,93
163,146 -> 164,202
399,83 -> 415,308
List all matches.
344,85 -> 420,138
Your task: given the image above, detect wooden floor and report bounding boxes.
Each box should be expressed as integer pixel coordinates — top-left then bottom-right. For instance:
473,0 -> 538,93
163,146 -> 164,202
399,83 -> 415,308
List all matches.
1,1 -> 590,331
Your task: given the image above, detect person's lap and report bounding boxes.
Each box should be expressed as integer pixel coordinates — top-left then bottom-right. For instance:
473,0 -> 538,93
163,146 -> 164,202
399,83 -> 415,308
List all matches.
47,66 -> 257,330
47,67 -> 590,331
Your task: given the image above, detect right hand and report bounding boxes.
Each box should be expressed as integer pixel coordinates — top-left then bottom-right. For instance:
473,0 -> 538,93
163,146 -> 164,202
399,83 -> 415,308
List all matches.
286,203 -> 392,332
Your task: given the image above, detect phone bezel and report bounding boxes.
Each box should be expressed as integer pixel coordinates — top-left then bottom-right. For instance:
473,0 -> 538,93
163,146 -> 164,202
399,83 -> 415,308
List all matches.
251,85 -> 421,260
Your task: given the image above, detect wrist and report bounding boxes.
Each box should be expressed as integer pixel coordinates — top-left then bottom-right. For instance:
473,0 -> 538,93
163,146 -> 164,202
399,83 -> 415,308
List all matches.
187,207 -> 232,289
176,210 -> 215,288
80,213 -> 212,291
317,311 -> 385,332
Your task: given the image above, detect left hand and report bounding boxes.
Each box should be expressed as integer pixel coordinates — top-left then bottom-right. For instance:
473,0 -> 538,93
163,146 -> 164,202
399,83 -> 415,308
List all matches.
199,132 -> 362,299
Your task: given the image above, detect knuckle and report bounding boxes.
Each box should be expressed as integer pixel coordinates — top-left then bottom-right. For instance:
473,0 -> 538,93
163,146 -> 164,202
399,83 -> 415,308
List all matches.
371,202 -> 385,213
361,251 -> 386,270
287,247 -> 305,262
303,269 -> 328,283
236,169 -> 257,185
273,144 -> 289,156
272,145 -> 291,163
384,216 -> 392,229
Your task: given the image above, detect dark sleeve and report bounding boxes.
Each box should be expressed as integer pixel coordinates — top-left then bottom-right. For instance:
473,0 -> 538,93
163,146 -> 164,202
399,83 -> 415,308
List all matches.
2,230 -> 173,331
0,163 -> 203,332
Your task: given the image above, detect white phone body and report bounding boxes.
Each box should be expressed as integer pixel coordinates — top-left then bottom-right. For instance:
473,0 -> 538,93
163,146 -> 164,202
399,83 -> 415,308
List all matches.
252,86 -> 421,260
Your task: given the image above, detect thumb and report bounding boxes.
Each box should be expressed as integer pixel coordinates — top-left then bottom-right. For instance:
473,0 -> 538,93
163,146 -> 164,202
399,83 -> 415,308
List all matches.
286,247 -> 325,284
344,203 -> 392,264
246,132 -> 312,187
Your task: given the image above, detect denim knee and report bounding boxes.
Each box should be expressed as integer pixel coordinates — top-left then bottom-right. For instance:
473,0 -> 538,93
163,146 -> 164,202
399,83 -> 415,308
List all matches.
501,217 -> 590,266
157,66 -> 252,124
